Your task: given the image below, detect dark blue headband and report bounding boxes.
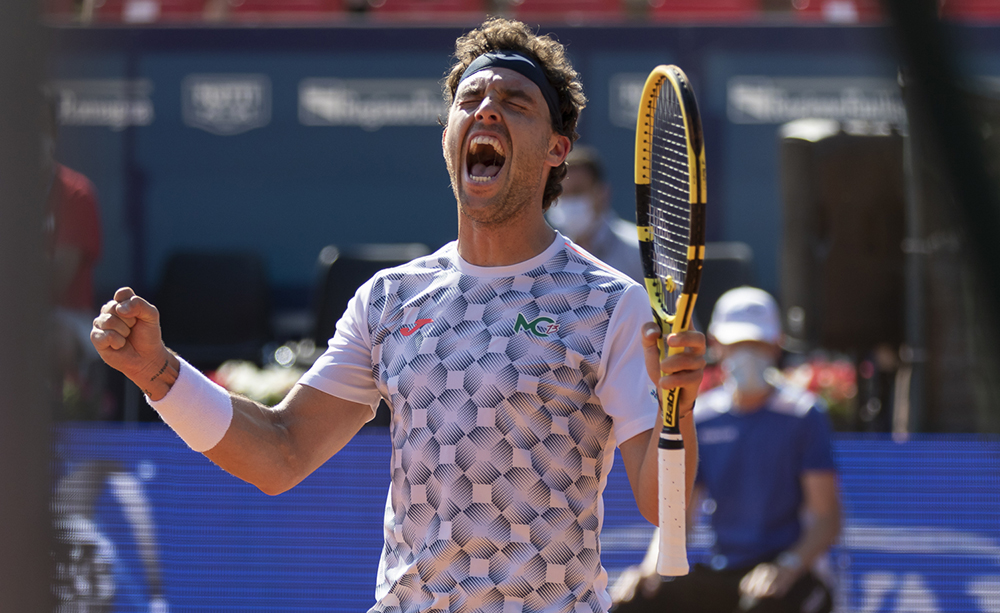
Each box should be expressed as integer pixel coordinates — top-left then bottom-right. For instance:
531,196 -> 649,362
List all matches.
460,50 -> 564,132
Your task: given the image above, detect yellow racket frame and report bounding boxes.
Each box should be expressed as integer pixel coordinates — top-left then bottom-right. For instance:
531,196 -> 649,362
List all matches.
634,64 -> 707,430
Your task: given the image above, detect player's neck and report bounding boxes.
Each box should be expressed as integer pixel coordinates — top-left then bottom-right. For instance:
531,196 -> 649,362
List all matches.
457,208 -> 555,267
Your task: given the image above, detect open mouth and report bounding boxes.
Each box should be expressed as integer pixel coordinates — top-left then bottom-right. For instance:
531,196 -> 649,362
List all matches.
466,135 -> 506,183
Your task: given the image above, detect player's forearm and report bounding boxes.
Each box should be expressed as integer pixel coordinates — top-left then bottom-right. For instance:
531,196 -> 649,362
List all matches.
685,485 -> 704,528
203,396 -> 305,495
205,387 -> 372,496
634,422 -> 663,525
144,355 -> 371,495
628,398 -> 698,526
137,353 -> 297,483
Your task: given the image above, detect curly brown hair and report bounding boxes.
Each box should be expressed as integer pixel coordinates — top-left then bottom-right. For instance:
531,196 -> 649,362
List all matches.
443,17 -> 587,210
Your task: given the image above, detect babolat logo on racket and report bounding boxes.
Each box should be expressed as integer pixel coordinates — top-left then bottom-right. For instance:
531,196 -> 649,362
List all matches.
664,387 -> 679,428
514,313 -> 560,337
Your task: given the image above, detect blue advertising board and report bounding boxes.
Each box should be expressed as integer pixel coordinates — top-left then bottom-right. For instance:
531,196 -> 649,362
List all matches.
53,424 -> 1000,612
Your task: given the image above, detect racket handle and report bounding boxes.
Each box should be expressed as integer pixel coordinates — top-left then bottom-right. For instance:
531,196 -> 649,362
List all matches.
657,432 -> 689,576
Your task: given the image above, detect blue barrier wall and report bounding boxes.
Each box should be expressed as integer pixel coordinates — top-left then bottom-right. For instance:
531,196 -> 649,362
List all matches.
54,424 -> 1000,612
49,24 -> 1000,309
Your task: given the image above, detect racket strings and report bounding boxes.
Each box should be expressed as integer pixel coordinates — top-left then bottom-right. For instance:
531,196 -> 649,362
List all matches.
649,81 -> 693,315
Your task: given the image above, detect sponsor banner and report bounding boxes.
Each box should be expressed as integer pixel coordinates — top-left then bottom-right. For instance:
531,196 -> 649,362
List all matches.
182,74 -> 271,136
727,76 -> 906,124
299,78 -> 445,130
608,73 -> 648,129
835,523 -> 1000,612
51,425 -> 1000,613
49,79 -> 154,130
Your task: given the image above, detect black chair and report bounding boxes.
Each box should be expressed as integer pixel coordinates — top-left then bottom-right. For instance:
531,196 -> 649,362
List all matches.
311,243 -> 430,345
696,241 -> 755,332
155,251 -> 272,371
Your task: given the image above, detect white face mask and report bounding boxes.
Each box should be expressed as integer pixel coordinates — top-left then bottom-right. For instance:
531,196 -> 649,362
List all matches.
721,345 -> 774,396
547,195 -> 597,241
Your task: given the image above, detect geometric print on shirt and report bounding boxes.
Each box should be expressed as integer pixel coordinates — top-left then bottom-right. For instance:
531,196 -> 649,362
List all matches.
330,238 -> 654,613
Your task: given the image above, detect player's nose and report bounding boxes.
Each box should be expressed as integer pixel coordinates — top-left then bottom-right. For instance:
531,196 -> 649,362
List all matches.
475,98 -> 500,123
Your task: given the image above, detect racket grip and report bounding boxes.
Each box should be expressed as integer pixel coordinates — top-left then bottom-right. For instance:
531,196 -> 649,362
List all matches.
657,433 -> 689,576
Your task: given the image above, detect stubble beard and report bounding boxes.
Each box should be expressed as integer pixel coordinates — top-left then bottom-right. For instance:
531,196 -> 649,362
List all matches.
450,156 -> 547,228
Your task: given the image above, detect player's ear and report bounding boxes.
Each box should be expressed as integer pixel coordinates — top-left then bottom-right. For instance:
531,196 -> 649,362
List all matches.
546,134 -> 571,168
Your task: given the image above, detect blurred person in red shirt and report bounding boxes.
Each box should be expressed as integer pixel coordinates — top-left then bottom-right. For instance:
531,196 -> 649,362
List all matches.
44,92 -> 106,417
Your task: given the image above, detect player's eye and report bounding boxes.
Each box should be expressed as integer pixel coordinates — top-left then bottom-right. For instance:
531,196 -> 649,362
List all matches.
456,92 -> 481,108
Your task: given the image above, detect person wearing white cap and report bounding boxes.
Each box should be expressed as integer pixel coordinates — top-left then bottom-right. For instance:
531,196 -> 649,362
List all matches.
707,286 -> 785,407
611,286 -> 841,613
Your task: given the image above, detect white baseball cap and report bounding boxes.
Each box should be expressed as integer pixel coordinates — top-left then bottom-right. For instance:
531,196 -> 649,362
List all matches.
708,286 -> 782,345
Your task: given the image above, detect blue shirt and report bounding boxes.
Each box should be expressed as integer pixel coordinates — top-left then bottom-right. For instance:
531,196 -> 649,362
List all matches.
693,384 -> 836,569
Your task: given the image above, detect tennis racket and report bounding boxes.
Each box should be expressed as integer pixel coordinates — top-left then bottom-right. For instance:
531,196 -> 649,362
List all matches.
635,64 -> 707,577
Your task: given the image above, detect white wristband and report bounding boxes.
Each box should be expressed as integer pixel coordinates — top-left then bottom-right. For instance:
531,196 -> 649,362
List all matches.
146,357 -> 233,452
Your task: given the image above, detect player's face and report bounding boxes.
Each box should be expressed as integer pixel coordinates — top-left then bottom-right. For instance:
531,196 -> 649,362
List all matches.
443,68 -> 568,225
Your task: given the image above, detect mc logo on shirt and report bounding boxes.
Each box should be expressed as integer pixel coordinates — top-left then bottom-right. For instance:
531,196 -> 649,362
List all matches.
514,312 -> 560,338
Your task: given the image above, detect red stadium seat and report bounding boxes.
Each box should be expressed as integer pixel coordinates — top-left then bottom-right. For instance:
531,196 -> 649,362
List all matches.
226,0 -> 343,21
940,0 -> 1000,21
791,0 -> 883,22
42,0 -> 80,20
511,0 -> 624,23
648,0 -> 759,21
90,0 -> 207,22
366,0 -> 485,20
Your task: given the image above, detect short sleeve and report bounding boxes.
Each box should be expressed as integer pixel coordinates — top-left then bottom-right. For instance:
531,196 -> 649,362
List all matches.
298,279 -> 382,419
800,404 -> 836,472
594,283 -> 658,447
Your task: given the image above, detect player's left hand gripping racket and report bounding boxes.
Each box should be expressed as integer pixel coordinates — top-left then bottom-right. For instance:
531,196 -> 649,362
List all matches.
635,64 -> 707,577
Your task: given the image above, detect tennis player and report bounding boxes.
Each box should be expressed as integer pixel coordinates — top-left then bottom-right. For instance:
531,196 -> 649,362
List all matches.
91,17 -> 705,613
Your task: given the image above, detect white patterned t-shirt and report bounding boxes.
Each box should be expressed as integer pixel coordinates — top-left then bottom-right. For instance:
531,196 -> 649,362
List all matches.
300,233 -> 658,613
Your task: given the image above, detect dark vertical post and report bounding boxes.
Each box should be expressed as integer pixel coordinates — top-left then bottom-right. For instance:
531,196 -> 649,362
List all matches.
900,120 -> 926,437
122,39 -> 146,423
0,0 -> 55,611
883,0 -> 1000,431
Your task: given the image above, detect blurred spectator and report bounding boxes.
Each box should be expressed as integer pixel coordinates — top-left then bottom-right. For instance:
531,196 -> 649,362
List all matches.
43,92 -> 107,418
612,286 -> 841,613
546,145 -> 645,283
53,460 -> 168,612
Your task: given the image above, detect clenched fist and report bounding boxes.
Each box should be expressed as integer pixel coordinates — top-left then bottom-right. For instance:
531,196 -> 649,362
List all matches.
91,287 -> 177,400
